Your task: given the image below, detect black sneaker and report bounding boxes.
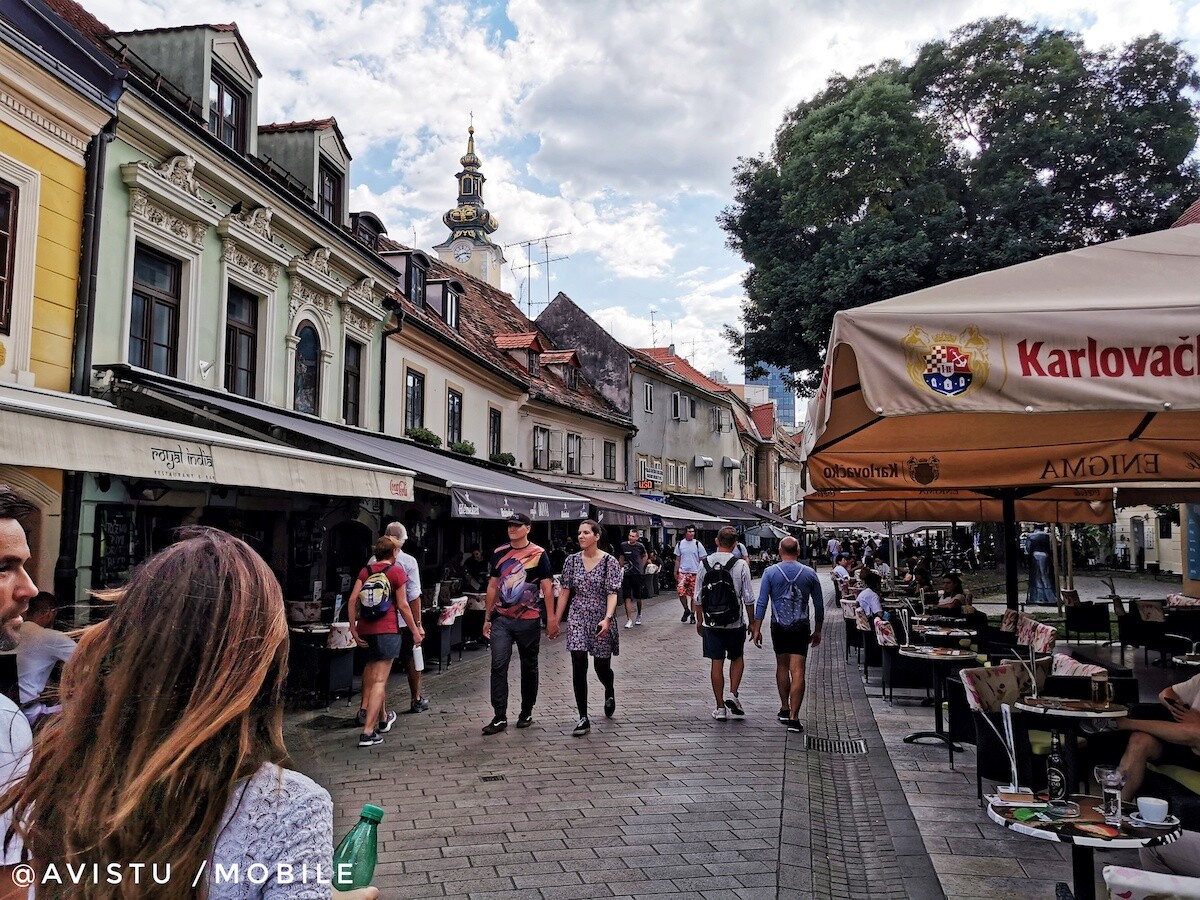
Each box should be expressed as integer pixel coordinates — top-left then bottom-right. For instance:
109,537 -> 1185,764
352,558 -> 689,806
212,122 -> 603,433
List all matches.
786,720 -> 803,733
689,614 -> 697,624
377,711 -> 397,734
354,708 -> 368,728
725,695 -> 745,717
604,695 -> 616,718
358,731 -> 383,747
404,697 -> 430,714
572,716 -> 591,736
680,611 -> 689,623
482,716 -> 507,735
516,712 -> 534,728
777,707 -> 789,723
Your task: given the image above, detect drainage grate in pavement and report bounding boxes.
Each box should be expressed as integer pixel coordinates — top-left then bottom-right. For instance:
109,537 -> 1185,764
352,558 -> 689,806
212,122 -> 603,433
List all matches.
805,735 -> 868,755
480,774 -> 506,782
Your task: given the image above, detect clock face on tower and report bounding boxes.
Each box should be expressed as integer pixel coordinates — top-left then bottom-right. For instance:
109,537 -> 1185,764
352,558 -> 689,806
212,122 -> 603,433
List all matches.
451,240 -> 472,263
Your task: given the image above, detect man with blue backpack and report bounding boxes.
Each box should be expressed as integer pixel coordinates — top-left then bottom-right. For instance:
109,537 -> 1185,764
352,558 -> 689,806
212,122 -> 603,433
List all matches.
751,536 -> 823,734
693,526 -> 755,722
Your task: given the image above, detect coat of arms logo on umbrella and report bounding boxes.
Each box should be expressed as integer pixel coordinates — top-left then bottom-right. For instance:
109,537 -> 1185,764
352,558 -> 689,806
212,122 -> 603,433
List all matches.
902,326 -> 991,398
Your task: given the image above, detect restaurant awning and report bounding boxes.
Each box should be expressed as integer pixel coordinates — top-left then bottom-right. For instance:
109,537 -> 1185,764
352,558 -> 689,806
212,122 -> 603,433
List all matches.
126,378 -> 591,521
0,384 -> 414,501
1115,486 -> 1200,507
568,488 -> 725,528
667,495 -> 760,524
801,487 -> 1114,525
726,500 -> 798,528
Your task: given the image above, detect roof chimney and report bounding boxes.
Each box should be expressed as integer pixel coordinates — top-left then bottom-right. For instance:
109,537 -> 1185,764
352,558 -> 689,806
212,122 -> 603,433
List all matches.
668,343 -> 675,355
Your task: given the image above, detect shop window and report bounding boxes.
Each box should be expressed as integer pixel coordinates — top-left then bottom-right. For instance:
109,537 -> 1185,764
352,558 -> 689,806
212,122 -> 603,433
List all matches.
224,284 -> 258,398
130,245 -> 181,376
293,324 -> 321,414
1159,517 -> 1173,540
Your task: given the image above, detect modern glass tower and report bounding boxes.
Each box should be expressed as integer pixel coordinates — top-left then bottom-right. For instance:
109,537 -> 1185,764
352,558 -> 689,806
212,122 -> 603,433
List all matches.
745,363 -> 796,427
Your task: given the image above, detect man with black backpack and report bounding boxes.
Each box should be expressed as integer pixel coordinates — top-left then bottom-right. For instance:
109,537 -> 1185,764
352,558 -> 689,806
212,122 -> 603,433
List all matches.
693,526 -> 755,722
751,536 -> 823,733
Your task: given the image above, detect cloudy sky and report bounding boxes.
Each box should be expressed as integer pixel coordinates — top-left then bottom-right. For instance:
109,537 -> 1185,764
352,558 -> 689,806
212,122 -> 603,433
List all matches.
85,0 -> 1200,385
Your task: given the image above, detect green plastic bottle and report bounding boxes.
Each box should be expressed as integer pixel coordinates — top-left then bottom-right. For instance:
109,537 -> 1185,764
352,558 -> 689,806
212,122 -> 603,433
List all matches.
332,804 -> 384,889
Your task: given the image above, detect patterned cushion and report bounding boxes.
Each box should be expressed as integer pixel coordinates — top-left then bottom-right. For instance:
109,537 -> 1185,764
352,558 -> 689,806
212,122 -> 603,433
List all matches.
1168,593 -> 1200,608
1137,600 -> 1166,623
874,618 -> 898,647
1000,609 -> 1019,633
1016,613 -> 1039,647
960,660 -> 1051,712
1103,865 -> 1200,899
855,609 -> 871,632
841,599 -> 859,620
1051,653 -> 1104,677
1030,621 -> 1057,653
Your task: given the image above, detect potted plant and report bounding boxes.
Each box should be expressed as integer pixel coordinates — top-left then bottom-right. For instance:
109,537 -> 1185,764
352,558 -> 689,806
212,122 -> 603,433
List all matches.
489,452 -> 516,466
449,440 -> 475,456
405,426 -> 442,448
548,460 -> 563,471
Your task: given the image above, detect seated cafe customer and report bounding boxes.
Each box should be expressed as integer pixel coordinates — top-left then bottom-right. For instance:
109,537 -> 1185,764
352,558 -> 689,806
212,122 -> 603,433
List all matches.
936,572 -> 969,613
14,591 -> 75,724
856,570 -> 883,619
1083,670 -> 1200,802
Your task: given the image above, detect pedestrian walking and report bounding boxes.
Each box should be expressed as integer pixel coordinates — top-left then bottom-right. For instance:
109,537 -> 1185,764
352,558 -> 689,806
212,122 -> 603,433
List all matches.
674,525 -> 707,624
694,526 -> 754,721
349,535 -> 424,748
751,536 -> 823,733
554,520 -> 623,736
618,527 -> 648,627
481,513 -> 555,735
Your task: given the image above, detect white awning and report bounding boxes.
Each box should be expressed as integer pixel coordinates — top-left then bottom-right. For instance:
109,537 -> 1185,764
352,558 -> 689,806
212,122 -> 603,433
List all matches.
693,455 -> 714,468
0,385 -> 414,502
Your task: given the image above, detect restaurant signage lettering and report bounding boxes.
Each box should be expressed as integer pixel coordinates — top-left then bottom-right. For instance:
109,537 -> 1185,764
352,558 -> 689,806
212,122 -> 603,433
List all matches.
1039,452 -> 1160,481
148,443 -> 216,482
1018,337 -> 1200,378
644,465 -> 663,483
637,480 -> 654,491
450,487 -> 589,521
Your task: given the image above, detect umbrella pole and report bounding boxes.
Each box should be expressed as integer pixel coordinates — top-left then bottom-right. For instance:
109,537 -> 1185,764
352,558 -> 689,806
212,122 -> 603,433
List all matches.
1003,492 -> 1019,611
1050,525 -> 1062,615
1065,526 -> 1075,590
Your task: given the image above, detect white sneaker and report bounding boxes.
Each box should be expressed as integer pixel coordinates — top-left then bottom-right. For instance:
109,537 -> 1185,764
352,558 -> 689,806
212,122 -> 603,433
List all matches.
635,617 -> 642,625
712,707 -> 727,721
625,619 -> 634,629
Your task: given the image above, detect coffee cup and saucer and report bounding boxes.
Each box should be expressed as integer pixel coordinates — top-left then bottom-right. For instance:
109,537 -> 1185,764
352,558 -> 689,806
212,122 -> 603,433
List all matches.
1130,797 -> 1178,828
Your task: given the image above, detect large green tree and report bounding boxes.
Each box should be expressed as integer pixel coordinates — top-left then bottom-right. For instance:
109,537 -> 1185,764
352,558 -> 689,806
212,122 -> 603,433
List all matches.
721,17 -> 1200,389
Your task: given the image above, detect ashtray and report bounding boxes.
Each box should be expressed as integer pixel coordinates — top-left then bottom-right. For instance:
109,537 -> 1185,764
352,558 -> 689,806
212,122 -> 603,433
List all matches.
1045,800 -> 1080,819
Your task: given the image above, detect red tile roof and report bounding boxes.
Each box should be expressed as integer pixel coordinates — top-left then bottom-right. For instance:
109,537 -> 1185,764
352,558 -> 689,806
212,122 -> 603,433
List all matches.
41,0 -> 110,43
750,402 -> 777,442
637,348 -> 729,395
539,350 -> 579,366
494,332 -> 543,351
1172,198 -> 1200,228
260,118 -> 338,134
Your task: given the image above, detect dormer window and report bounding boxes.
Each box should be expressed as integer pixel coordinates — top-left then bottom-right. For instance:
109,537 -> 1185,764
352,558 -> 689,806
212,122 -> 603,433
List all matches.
408,263 -> 426,309
566,367 -> 578,390
209,68 -> 247,152
445,289 -> 459,330
527,351 -> 539,377
318,161 -> 342,224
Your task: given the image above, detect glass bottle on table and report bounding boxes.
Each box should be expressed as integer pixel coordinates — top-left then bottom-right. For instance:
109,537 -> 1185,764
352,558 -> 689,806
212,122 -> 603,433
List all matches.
1046,730 -> 1067,801
1094,766 -> 1125,825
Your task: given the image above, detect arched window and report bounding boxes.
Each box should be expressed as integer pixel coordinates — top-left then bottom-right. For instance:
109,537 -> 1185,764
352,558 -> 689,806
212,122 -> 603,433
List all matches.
294,324 -> 321,415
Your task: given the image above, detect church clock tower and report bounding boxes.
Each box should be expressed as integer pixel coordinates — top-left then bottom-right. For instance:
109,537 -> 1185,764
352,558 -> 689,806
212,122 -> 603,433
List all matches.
434,125 -> 506,287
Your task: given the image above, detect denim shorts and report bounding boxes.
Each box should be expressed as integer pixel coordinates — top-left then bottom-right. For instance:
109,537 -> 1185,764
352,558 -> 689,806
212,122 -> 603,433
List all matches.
363,633 -> 401,662
701,626 -> 746,661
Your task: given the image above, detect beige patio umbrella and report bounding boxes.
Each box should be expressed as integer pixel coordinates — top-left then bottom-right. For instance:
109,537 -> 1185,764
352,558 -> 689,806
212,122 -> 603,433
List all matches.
801,224 -> 1200,606
802,487 -> 1114,525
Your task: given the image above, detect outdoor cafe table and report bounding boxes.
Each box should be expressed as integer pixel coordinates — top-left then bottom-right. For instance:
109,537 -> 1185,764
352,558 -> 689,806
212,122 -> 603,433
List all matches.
912,625 -> 976,647
987,793 -> 1180,900
1014,697 -> 1128,794
898,646 -> 978,764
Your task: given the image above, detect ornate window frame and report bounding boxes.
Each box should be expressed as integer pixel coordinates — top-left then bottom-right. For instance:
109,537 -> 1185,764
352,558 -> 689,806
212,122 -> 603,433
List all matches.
339,275 -> 383,426
285,247 -> 339,415
0,154 -> 38,384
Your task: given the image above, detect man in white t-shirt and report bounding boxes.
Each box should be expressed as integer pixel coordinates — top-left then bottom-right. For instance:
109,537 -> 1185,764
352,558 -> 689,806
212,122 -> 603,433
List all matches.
15,591 -> 75,722
693,527 -> 755,721
674,526 -> 707,625
0,491 -> 38,870
1085,670 -> 1200,800
826,536 -> 841,565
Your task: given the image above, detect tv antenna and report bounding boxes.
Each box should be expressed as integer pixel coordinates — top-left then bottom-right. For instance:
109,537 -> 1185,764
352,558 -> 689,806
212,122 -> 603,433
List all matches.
649,307 -> 658,346
505,232 -> 570,318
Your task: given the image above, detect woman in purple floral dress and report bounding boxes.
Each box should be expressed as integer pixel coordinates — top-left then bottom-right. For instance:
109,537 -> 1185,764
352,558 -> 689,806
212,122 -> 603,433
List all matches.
556,519 -> 623,736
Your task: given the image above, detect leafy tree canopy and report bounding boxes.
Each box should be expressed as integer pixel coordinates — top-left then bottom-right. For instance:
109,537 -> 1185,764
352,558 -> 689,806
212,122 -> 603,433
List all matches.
721,17 -> 1200,390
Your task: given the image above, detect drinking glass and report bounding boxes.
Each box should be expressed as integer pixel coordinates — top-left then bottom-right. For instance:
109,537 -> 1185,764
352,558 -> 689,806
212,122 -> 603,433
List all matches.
1094,766 -> 1125,825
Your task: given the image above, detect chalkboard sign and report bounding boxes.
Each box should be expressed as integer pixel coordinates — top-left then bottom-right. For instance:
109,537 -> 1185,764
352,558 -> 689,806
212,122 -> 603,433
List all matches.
93,504 -> 136,589
1188,505 -> 1200,581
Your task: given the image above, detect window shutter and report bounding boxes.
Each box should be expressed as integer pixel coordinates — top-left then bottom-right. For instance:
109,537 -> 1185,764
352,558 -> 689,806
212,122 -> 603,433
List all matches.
549,430 -> 565,465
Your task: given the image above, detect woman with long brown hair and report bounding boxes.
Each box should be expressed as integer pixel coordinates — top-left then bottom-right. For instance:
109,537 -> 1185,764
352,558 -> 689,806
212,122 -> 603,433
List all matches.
0,527 -> 376,899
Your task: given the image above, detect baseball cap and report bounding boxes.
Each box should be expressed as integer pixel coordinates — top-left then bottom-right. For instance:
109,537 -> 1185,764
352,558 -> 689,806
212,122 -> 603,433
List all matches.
505,513 -> 532,526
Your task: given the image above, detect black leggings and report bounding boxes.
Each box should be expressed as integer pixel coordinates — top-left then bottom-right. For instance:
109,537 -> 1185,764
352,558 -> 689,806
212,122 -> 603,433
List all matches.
571,650 -> 614,718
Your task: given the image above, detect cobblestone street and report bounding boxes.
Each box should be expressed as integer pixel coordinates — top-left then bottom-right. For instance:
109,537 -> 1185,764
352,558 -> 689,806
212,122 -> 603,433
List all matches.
286,576 -> 942,899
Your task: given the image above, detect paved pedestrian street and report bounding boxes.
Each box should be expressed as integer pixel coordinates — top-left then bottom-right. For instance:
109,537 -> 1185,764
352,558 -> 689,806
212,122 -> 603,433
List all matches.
286,576 -> 944,899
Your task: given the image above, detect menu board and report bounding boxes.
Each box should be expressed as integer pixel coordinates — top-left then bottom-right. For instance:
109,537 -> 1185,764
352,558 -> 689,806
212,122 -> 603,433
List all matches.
93,504 -> 136,589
